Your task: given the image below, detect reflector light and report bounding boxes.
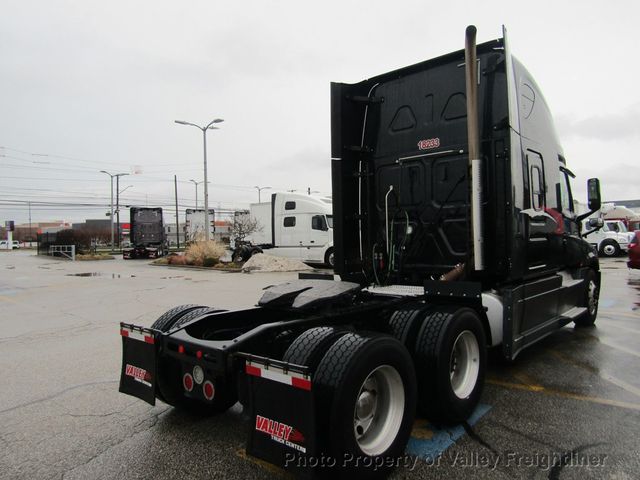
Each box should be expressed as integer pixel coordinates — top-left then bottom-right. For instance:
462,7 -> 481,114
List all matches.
178,345 -> 185,354
183,373 -> 194,392
203,380 -> 215,400
196,350 -> 203,359
193,365 -> 204,384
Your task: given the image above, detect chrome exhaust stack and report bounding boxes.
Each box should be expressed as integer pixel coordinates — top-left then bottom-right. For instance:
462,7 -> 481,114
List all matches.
465,25 -> 484,271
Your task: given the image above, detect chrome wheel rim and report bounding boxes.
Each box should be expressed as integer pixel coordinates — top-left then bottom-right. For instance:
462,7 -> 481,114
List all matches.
603,244 -> 616,256
450,330 -> 480,399
353,365 -> 404,456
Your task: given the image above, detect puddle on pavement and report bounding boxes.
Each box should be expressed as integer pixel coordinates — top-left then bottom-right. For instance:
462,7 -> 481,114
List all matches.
628,278 -> 640,310
66,273 -> 134,278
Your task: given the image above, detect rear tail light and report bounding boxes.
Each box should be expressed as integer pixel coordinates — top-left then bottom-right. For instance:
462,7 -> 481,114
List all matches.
203,380 -> 215,400
631,242 -> 637,249
183,373 -> 194,392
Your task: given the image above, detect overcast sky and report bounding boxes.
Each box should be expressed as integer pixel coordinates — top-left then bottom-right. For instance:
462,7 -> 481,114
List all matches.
1,0 -> 639,225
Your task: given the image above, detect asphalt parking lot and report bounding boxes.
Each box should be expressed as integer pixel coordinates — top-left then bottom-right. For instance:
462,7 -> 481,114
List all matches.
1,251 -> 639,479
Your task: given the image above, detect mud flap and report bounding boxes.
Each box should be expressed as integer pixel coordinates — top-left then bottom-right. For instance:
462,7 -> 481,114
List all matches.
118,323 -> 157,405
244,357 -> 317,475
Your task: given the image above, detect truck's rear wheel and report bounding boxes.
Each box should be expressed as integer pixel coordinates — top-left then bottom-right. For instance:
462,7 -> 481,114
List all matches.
170,306 -> 224,330
314,333 -> 416,475
155,306 -> 237,415
232,246 -> 252,263
150,304 -> 204,332
575,269 -> 599,327
283,326 -> 348,370
414,307 -> 486,423
388,306 -> 429,348
600,240 -> 620,257
324,248 -> 335,268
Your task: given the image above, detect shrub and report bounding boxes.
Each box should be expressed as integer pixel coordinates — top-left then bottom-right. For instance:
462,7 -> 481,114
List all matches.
203,256 -> 218,267
185,241 -> 226,266
168,255 -> 187,265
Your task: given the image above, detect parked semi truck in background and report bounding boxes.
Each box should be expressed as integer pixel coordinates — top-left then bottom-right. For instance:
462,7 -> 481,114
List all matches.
123,207 -> 166,259
231,192 -> 334,267
119,27 -> 602,476
603,204 -> 640,233
582,203 -> 632,257
185,208 -> 215,243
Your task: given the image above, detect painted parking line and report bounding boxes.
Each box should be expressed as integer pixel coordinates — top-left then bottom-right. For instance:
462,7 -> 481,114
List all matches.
236,448 -> 291,478
487,378 -> 640,411
549,350 -> 640,398
597,337 -> 640,359
406,404 -> 492,460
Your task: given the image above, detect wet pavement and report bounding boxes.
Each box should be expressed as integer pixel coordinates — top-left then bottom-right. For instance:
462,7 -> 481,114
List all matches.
0,251 -> 639,479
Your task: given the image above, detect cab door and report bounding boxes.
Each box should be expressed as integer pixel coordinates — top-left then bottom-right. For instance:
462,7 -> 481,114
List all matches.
522,150 -> 559,274
278,215 -> 303,259
300,214 -> 329,262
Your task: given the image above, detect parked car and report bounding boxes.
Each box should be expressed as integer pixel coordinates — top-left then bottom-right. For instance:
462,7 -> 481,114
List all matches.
628,231 -> 640,269
0,240 -> 20,249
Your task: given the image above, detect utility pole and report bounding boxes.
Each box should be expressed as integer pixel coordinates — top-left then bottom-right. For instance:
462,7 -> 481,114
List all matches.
100,170 -> 128,252
116,175 -> 120,248
104,173 -> 114,250
174,175 -> 180,249
28,201 -> 32,246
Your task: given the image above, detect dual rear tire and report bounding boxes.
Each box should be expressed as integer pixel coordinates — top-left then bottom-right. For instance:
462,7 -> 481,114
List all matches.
283,307 -> 486,473
387,305 -> 486,423
284,328 -> 416,476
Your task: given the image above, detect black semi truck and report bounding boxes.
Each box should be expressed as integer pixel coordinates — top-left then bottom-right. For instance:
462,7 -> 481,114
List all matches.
119,27 -> 602,475
123,207 -> 166,259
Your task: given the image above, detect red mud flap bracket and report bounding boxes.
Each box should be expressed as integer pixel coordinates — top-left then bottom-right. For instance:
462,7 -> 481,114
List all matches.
241,354 -> 318,475
118,323 -> 158,406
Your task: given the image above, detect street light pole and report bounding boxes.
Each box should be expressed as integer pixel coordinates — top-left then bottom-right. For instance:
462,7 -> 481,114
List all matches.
189,179 -> 203,209
202,129 -> 210,240
115,173 -> 129,249
175,118 -> 224,241
254,185 -> 272,203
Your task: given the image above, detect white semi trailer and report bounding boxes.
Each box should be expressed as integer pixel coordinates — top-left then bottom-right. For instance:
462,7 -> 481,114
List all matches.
184,209 -> 215,243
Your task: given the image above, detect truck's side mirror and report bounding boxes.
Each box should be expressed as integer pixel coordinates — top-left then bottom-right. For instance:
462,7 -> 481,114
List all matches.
588,217 -> 603,229
587,178 -> 601,212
